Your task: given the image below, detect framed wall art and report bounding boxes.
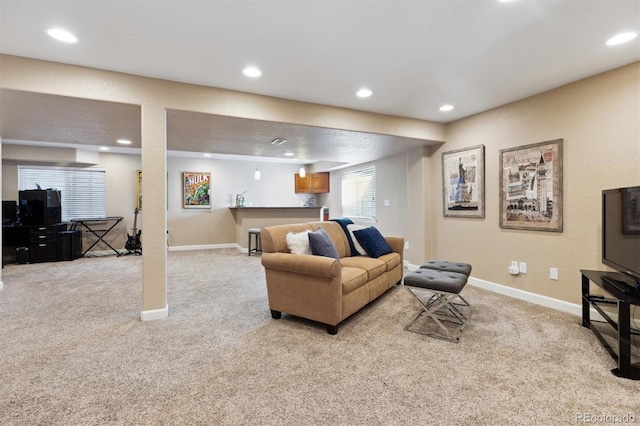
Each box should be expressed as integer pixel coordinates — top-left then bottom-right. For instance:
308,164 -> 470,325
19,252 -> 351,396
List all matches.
136,169 -> 143,210
442,144 -> 485,218
183,171 -> 211,209
499,139 -> 563,232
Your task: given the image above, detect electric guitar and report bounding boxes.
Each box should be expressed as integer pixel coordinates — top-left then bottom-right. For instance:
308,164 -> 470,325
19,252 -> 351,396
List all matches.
125,207 -> 142,253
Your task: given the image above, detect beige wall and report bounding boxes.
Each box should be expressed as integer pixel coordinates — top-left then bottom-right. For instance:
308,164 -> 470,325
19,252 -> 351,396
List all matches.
430,62 -> 640,305
1,53 -> 638,312
0,54 -> 444,315
2,149 -> 328,249
326,151 -> 410,243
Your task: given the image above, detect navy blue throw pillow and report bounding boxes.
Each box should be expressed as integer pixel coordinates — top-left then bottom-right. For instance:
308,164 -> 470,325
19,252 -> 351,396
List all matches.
308,228 -> 340,260
352,226 -> 393,258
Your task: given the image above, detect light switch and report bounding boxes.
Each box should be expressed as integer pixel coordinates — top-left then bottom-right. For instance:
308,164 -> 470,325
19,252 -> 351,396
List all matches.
384,200 -> 390,206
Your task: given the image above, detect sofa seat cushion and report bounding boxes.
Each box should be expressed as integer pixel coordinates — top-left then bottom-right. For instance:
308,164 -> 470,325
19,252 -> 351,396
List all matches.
378,252 -> 401,272
341,266 -> 368,294
340,256 -> 387,281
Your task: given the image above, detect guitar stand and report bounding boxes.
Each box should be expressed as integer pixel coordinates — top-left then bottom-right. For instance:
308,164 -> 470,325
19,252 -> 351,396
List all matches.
124,247 -> 142,256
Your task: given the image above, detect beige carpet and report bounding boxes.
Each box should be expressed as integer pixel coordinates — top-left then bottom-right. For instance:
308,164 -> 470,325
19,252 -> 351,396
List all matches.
1,249 -> 638,425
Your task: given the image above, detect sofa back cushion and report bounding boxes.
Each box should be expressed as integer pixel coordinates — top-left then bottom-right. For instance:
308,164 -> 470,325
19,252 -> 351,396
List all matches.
308,222 -> 350,258
261,223 -> 313,253
261,221 -> 351,257
352,226 -> 393,258
308,228 -> 340,259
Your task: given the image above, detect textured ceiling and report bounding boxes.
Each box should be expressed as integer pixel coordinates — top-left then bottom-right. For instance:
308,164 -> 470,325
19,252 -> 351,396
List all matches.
0,90 -> 439,168
0,90 -> 141,148
166,110 -> 439,166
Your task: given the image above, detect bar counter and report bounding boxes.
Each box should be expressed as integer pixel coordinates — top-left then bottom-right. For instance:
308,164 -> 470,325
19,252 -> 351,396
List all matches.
230,207 -> 324,250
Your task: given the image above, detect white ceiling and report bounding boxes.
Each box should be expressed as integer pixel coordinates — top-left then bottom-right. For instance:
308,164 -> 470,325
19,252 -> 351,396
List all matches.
0,0 -> 638,165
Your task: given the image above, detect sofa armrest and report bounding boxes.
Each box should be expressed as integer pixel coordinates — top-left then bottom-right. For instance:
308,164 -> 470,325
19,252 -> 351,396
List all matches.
261,252 -> 341,278
385,236 -> 405,255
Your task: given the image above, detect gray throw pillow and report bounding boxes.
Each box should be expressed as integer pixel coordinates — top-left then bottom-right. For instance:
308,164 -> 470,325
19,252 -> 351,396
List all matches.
308,228 -> 340,259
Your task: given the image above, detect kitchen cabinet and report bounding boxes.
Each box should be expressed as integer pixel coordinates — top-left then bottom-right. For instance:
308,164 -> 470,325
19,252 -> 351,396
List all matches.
295,172 -> 330,194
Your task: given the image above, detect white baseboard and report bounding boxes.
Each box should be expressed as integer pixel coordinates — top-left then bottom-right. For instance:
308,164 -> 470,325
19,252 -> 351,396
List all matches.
168,243 -> 240,252
405,261 -> 419,271
82,250 -> 125,257
467,276 -> 587,318
404,265 -> 586,318
141,305 -> 169,321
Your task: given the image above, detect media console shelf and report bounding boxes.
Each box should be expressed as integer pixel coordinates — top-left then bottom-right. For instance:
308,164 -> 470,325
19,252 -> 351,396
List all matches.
581,269 -> 640,380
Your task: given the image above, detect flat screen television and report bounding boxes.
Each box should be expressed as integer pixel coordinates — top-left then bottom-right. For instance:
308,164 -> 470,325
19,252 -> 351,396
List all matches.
602,186 -> 640,293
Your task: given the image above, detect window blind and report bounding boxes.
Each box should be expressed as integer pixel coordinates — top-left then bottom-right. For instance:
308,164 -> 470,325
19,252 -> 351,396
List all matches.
342,166 -> 376,220
18,166 -> 107,221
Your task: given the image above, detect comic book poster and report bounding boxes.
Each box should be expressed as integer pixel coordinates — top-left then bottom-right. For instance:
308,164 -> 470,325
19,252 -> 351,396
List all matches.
183,172 -> 211,208
137,169 -> 142,210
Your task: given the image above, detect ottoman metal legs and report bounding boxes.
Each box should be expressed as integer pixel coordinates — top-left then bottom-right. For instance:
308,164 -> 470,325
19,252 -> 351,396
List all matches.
404,261 -> 472,342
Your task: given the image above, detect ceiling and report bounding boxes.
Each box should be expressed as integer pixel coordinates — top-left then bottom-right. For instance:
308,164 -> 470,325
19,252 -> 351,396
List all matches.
0,0 -> 638,166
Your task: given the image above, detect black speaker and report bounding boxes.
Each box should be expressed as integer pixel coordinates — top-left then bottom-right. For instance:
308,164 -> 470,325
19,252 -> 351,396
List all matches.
57,230 -> 82,261
16,247 -> 29,264
19,189 -> 62,226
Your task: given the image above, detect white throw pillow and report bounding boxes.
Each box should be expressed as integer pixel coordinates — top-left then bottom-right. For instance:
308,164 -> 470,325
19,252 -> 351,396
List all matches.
346,224 -> 368,256
286,230 -> 312,255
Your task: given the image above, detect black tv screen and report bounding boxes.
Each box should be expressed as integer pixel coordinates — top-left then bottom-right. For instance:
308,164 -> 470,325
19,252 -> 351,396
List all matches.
602,186 -> 640,287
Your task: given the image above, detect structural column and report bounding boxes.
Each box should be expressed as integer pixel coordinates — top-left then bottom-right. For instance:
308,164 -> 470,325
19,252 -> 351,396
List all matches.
140,104 -> 167,320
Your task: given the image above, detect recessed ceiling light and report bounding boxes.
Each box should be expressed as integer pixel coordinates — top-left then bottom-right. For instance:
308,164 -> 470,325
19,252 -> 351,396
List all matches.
99,147 -> 109,151
284,152 -> 295,156
606,31 -> 638,46
497,0 -> 515,3
116,139 -> 132,145
356,88 -> 372,98
439,104 -> 455,112
203,153 -> 212,157
243,66 -> 262,77
47,28 -> 78,43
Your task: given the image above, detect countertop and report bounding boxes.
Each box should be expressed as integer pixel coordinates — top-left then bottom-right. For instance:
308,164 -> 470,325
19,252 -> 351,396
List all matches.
229,206 -> 322,209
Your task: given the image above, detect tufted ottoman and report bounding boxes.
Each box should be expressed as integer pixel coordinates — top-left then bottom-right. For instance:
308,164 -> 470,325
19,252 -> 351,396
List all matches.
403,266 -> 472,342
419,260 -> 472,276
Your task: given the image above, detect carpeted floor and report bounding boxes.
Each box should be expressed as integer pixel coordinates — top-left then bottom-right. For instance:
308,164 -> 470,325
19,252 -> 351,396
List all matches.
0,249 -> 638,425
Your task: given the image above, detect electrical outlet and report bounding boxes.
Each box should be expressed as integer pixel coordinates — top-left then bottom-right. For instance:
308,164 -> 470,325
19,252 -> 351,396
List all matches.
404,241 -> 409,250
519,262 -> 527,274
550,268 -> 559,280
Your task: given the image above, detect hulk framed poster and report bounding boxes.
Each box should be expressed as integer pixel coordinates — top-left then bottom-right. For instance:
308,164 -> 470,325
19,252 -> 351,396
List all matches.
183,171 -> 211,209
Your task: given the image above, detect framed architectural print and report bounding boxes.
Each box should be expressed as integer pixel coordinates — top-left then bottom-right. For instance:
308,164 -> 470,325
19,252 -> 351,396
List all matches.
183,172 -> 211,209
442,144 -> 485,218
499,139 -> 563,232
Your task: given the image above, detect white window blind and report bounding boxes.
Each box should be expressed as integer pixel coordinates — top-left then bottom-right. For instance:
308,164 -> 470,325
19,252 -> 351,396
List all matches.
18,166 -> 106,222
342,166 -> 376,221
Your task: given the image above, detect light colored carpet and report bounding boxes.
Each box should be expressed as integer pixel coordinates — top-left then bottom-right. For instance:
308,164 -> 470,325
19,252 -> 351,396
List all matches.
0,249 -> 638,425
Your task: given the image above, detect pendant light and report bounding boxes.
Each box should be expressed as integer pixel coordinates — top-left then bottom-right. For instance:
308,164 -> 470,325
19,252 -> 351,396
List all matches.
254,167 -> 261,180
299,166 -> 306,178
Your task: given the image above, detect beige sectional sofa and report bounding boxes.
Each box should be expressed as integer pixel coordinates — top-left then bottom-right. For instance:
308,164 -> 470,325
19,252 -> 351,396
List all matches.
260,221 -> 404,334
